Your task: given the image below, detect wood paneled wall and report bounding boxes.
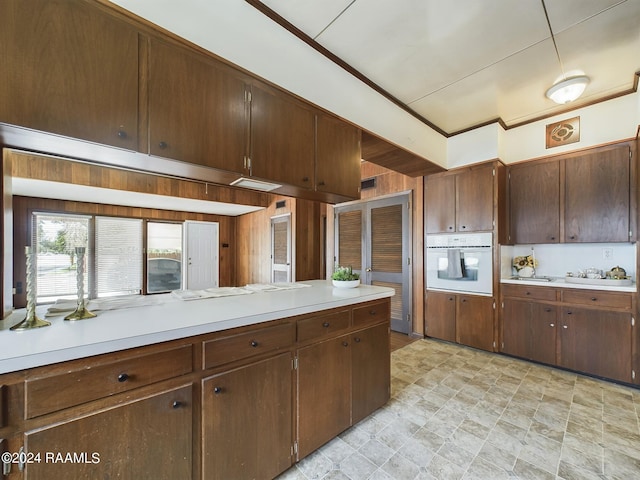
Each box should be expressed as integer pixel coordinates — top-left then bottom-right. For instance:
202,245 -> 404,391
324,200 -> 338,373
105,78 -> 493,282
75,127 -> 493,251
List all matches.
12,196 -> 237,308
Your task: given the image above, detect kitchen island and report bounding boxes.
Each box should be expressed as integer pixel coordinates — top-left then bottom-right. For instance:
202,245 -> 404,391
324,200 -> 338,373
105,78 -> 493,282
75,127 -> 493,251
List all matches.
0,280 -> 393,479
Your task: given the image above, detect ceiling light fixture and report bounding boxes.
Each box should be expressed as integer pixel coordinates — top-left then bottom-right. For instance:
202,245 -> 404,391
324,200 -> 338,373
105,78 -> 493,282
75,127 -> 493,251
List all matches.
542,1 -> 589,104
545,75 -> 590,104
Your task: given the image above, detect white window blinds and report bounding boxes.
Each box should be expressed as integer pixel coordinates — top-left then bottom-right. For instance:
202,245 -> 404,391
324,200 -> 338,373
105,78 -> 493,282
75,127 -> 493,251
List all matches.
95,217 -> 143,297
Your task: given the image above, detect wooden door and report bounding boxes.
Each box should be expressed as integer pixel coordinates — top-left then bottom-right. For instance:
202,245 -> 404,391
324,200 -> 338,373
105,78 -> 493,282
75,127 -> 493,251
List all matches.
250,83 -> 315,188
558,307 -> 632,383
297,335 -> 351,459
501,298 -> 531,358
425,174 -> 456,233
456,164 -> 494,232
456,295 -> 494,351
529,302 -> 558,365
23,384 -> 192,479
335,209 -> 363,276
351,323 -> 390,424
0,0 -> 138,149
425,291 -> 456,342
564,145 -> 631,242
316,114 -> 361,199
148,39 -> 248,173
509,161 -> 560,243
202,353 -> 293,480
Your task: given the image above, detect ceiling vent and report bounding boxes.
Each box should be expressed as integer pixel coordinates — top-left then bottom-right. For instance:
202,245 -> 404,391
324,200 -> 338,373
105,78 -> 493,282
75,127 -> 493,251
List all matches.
361,177 -> 377,190
230,177 -> 281,192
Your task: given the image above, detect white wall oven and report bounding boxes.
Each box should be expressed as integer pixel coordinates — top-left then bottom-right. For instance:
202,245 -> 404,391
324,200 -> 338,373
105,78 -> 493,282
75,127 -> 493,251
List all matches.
425,232 -> 493,295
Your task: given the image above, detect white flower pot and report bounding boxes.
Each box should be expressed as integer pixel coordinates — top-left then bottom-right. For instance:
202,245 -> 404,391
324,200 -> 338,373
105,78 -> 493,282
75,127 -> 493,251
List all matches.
517,266 -> 534,278
332,279 -> 360,289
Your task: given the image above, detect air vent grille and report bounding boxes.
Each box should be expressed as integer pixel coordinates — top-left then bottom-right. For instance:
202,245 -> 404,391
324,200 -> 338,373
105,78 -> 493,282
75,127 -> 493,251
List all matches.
361,177 -> 376,190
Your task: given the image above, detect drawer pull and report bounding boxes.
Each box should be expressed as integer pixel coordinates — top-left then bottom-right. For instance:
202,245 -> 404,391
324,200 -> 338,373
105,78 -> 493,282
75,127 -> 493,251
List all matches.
322,322 -> 330,328
214,387 -> 222,394
544,308 -> 551,312
172,401 -> 183,409
526,291 -> 531,295
369,310 -> 377,316
158,141 -> 168,149
117,373 -> 129,383
591,297 -> 597,302
250,340 -> 258,347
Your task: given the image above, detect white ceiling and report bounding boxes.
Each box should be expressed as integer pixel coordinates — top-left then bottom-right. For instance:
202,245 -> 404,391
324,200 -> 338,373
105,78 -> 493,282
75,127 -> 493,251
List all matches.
111,0 -> 640,138
255,0 -> 640,134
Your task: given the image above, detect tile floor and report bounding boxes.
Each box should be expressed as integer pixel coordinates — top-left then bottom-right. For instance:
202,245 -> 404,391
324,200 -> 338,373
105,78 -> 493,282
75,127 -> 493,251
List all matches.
278,338 -> 640,479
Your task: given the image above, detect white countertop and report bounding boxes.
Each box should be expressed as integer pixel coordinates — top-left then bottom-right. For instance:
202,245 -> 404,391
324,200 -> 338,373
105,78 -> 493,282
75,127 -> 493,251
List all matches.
501,277 -> 637,292
0,280 -> 394,375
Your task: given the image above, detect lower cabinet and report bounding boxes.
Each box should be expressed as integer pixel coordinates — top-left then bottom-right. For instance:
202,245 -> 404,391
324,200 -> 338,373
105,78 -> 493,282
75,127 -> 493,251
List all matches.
202,352 -> 293,480
501,284 -> 634,383
502,298 -> 557,365
23,384 -> 193,479
558,307 -> 632,383
296,321 -> 390,460
425,290 -> 495,351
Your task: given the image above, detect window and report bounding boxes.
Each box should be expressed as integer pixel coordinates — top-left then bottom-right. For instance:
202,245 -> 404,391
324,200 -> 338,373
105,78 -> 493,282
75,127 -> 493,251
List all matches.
147,222 -> 183,293
33,213 -> 143,303
33,213 -> 90,303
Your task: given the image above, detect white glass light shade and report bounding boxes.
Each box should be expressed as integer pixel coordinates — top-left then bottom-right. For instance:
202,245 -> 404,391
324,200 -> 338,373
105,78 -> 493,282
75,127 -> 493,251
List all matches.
545,75 -> 590,104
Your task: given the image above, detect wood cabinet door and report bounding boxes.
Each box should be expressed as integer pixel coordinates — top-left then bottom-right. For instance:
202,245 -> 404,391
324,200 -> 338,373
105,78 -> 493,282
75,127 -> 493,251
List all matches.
501,298 -> 532,358
202,353 -> 293,480
23,384 -> 192,480
425,291 -> 456,342
565,146 -> 631,242
148,39 -> 248,173
509,161 -> 560,243
558,307 -> 632,382
529,302 -> 558,365
456,295 -> 494,351
0,0 -> 139,149
297,335 -> 351,459
425,175 -> 456,233
502,299 -> 556,364
316,114 -> 361,199
250,83 -> 315,189
351,323 -> 390,424
456,165 -> 494,232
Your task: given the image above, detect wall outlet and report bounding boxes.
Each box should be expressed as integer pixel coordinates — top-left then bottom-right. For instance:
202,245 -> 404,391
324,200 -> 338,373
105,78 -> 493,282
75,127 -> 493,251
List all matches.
603,247 -> 614,259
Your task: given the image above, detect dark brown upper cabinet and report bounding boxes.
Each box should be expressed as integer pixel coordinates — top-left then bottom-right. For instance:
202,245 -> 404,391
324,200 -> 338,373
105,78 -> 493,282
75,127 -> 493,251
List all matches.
509,160 -> 560,244
0,0 -> 138,150
316,114 -> 361,199
425,163 -> 495,233
148,38 -> 248,174
564,145 -> 632,243
508,143 -> 634,244
249,82 -> 316,190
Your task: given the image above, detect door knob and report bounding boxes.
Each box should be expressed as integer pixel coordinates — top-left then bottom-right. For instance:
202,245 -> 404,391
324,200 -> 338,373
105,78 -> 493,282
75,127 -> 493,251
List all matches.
366,268 -> 372,272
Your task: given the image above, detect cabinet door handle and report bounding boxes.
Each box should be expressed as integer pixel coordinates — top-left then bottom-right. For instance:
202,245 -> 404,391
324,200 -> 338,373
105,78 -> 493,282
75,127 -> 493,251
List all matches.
448,226 -> 454,230
342,341 -> 349,347
172,401 -> 183,409
214,387 -> 222,394
318,180 -> 326,186
250,340 -> 258,347
158,141 -> 168,149
544,307 -> 551,312
550,323 -> 555,327
322,322 -> 330,328
302,176 -> 309,182
526,292 -> 531,295
354,337 -> 361,343
569,235 -> 576,240
550,236 -> 556,240
448,297 -> 454,301
567,311 -> 572,315
117,373 -> 129,383
117,129 -> 127,139
563,325 -> 568,329
460,225 -> 467,230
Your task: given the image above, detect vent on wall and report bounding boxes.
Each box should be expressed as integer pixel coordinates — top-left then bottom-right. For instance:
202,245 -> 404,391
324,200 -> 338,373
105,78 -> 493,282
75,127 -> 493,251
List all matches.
361,177 -> 377,190
275,200 -> 286,209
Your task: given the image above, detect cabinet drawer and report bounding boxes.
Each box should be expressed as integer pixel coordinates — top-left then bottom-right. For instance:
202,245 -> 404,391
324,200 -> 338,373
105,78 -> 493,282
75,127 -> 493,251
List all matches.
297,310 -> 350,343
501,284 -> 557,301
562,290 -> 632,309
25,344 -> 193,419
203,323 -> 294,370
353,300 -> 390,327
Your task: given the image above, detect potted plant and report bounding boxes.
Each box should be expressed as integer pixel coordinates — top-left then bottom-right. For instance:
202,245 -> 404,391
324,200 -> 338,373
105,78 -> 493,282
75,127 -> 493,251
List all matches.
331,265 -> 360,288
